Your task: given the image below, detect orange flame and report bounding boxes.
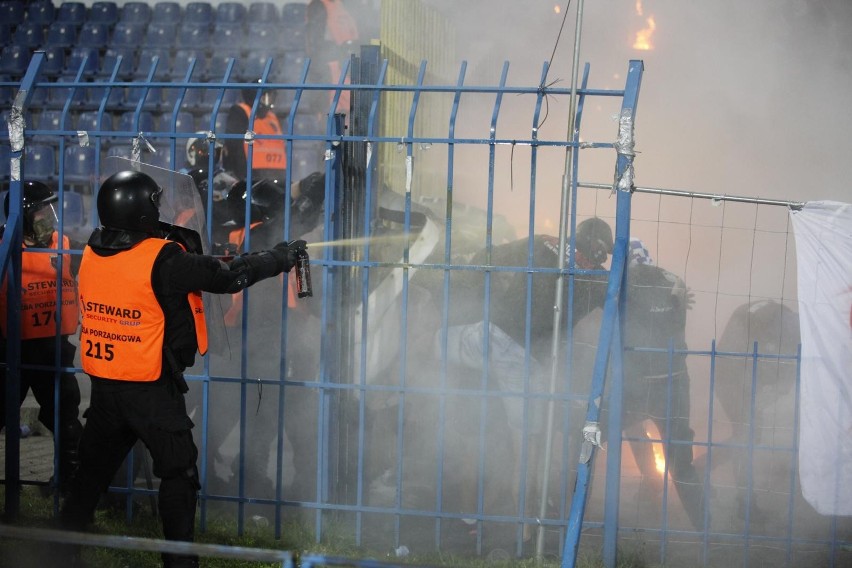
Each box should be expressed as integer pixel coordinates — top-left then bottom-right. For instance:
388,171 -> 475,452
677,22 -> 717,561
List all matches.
633,16 -> 656,50
645,424 -> 667,475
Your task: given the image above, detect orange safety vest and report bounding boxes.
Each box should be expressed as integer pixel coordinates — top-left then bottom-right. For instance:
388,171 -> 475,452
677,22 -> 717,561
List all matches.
319,0 -> 359,45
237,103 -> 287,172
0,232 -> 80,339
78,238 -> 207,382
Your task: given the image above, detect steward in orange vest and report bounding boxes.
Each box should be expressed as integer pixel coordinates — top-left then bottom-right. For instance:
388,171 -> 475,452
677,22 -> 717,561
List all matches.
0,180 -> 84,495
223,85 -> 287,182
60,170 -> 308,568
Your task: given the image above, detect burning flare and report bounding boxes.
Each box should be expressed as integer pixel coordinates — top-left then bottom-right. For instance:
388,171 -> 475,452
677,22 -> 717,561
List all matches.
632,0 -> 656,50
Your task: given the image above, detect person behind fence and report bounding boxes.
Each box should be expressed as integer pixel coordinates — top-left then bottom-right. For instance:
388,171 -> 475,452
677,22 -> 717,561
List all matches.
305,0 -> 360,116
223,82 -> 287,183
0,181 -> 84,495
436,217 -> 613,532
58,170 -> 308,568
621,238 -> 705,530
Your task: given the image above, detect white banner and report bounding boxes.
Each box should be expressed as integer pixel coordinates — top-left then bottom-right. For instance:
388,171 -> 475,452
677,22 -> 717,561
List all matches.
790,200 -> 852,516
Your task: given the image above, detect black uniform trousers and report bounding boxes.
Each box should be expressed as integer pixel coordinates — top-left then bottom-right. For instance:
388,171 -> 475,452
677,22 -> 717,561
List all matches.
0,336 -> 82,486
61,374 -> 200,568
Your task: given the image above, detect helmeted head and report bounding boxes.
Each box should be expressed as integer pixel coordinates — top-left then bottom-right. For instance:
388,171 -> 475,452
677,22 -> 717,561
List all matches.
185,132 -> 223,168
241,79 -> 276,118
575,217 -> 613,266
226,178 -> 284,225
97,170 -> 163,234
4,180 -> 58,247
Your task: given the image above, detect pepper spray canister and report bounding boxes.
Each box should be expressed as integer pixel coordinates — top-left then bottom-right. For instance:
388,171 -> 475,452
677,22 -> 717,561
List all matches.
294,248 -> 313,298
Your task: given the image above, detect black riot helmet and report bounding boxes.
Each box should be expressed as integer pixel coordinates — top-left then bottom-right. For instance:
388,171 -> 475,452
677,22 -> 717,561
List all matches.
226,178 -> 284,225
575,217 -> 614,266
97,170 -> 163,234
241,79 -> 276,118
4,180 -> 59,247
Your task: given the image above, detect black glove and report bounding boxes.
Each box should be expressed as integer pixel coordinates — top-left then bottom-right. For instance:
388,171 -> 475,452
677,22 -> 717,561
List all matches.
273,239 -> 307,273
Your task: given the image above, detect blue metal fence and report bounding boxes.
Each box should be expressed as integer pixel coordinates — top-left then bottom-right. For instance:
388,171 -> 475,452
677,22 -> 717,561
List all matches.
2,47 -> 850,568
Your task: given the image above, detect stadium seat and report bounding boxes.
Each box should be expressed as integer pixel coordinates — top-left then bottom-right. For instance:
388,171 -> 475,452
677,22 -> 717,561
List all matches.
77,22 -> 110,50
280,50 -> 308,83
88,1 -> 118,25
0,76 -> 15,108
147,143 -> 174,170
24,144 -> 57,182
59,189 -> 85,228
240,50 -> 275,82
110,21 -> 146,49
0,1 -> 25,27
62,144 -> 97,188
0,45 -> 31,77
46,75 -> 88,110
99,47 -> 135,79
125,86 -> 163,112
184,2 -> 214,26
248,2 -> 279,24
205,49 -> 240,83
135,48 -> 172,81
160,111 -> 196,134
116,110 -> 157,135
33,109 -> 69,144
65,47 -> 99,76
143,22 -> 178,48
45,21 -> 79,49
25,1 -> 55,25
40,46 -> 66,78
151,1 -> 181,24
171,48 -> 207,80
289,146 -> 323,182
216,2 -> 246,25
198,87 -> 239,115
213,22 -> 245,48
0,24 -> 11,46
119,1 -> 151,24
76,110 -> 114,144
56,2 -> 87,27
244,23 -> 280,55
12,22 -> 45,49
106,144 -> 132,161
282,2 -> 306,25
176,23 -> 211,50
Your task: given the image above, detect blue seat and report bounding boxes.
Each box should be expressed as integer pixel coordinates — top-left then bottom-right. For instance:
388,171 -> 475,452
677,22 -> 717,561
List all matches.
24,144 -> 57,181
184,2 -> 214,26
45,21 -> 78,49
120,1 -> 151,24
109,21 -> 145,48
59,189 -> 85,228
198,86 -> 239,114
0,1 -> 25,27
56,2 -> 87,27
248,2 -> 279,24
40,46 -> 66,78
0,24 -> 10,45
33,109 -> 69,144
197,111 -> 228,134
143,22 -> 177,48
99,47 -> 135,79
213,22 -> 245,48
281,2 -> 306,25
65,47 -> 99,76
289,146 -> 323,182
46,75 -> 88,110
216,2 -> 246,25
147,143 -> 174,170
76,110 -> 114,145
171,48 -> 207,80
152,1 -> 181,24
160,111 -> 196,134
279,50 -> 308,83
116,110 -> 157,135
0,45 -> 31,77
124,86 -> 163,112
205,49 -> 240,82
88,1 -> 118,25
135,48 -> 172,81
62,144 -> 97,187
176,23 -> 211,50
25,1 -> 55,25
106,144 -> 132,161
240,50 -> 275,82
13,21 -> 45,49
278,25 -> 305,51
243,23 -> 279,55
77,22 -> 110,49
